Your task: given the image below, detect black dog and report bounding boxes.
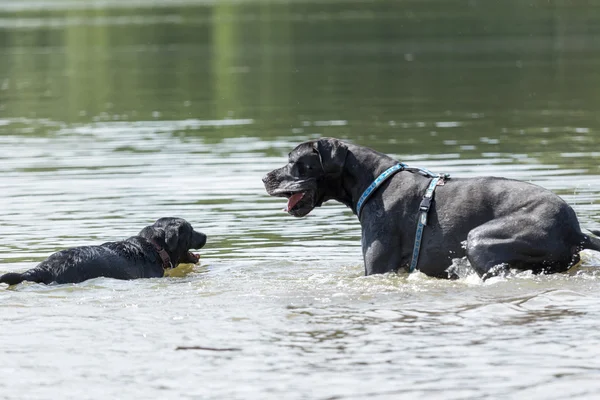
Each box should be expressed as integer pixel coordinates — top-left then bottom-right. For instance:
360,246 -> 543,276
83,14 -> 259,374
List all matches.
263,138 -> 600,279
0,217 -> 207,285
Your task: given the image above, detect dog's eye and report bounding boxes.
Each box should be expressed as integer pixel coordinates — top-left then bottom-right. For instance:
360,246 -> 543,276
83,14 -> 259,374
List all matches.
296,161 -> 313,176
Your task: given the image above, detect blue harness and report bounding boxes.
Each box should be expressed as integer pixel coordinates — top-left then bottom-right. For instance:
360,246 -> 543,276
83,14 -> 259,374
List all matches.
356,163 -> 450,273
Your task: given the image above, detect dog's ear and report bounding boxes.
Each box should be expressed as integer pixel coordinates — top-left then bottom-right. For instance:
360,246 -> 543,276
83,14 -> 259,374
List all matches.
164,225 -> 180,253
139,226 -> 167,247
313,138 -> 348,177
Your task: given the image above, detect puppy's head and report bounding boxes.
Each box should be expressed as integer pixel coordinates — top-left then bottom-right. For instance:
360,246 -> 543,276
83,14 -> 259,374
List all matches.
262,138 -> 348,217
139,217 -> 207,267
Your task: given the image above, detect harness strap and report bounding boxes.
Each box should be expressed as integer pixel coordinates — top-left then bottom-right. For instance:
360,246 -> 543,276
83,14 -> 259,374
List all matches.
409,175 -> 444,273
355,162 -> 450,273
404,166 -> 438,178
356,163 -> 407,218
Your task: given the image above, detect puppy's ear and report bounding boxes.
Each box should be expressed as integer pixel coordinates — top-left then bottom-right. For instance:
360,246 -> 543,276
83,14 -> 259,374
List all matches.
314,138 -> 348,177
139,226 -> 167,247
164,226 -> 180,252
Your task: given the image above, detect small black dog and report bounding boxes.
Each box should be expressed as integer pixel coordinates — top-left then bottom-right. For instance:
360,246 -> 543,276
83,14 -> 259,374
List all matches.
0,217 -> 207,285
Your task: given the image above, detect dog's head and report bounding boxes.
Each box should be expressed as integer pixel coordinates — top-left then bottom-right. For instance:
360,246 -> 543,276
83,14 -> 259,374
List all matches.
138,217 -> 207,267
262,138 -> 348,217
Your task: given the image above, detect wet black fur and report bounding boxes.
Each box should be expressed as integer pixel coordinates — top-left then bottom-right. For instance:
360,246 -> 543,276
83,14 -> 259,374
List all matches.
0,217 -> 207,285
263,138 -> 600,279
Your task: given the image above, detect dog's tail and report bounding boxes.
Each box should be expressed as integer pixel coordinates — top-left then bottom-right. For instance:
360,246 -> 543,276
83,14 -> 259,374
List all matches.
0,272 -> 26,286
0,269 -> 49,286
582,230 -> 600,252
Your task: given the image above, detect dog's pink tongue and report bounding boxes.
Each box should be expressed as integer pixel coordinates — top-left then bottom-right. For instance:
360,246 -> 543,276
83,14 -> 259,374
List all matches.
285,192 -> 305,212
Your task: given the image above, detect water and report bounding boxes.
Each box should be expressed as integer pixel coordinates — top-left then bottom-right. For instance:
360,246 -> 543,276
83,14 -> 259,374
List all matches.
2,1 -> 600,398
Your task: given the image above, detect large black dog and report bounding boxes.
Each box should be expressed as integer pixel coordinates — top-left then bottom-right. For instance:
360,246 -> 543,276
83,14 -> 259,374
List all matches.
263,138 -> 600,279
0,217 -> 206,285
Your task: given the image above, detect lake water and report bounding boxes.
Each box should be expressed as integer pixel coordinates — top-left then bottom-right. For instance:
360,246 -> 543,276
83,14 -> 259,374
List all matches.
2,1 -> 600,399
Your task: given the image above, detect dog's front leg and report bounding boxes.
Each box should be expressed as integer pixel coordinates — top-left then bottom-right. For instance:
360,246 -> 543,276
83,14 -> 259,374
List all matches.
361,231 -> 404,275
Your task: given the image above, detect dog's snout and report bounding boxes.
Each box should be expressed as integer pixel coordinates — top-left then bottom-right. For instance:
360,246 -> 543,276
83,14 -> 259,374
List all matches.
193,231 -> 207,249
262,171 -> 279,191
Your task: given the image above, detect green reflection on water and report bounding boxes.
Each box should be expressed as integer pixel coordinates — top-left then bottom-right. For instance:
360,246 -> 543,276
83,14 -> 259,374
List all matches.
0,0 -> 599,164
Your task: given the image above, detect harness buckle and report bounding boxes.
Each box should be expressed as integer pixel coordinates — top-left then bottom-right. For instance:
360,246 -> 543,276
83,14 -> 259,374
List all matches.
419,196 -> 432,212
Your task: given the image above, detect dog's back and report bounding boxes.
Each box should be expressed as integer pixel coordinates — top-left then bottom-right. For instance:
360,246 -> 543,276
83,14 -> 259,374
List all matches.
0,238 -> 163,285
1,217 -> 206,286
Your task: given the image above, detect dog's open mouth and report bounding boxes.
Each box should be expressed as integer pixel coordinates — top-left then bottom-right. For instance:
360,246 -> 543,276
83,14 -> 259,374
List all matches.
184,251 -> 200,264
279,191 -> 315,217
284,192 -> 306,212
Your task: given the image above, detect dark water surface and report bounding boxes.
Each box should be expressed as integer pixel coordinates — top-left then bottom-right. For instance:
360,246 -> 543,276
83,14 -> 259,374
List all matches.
2,1 -> 600,399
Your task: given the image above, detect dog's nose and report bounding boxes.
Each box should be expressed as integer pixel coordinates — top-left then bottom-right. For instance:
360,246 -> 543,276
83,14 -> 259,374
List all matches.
193,231 -> 207,249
